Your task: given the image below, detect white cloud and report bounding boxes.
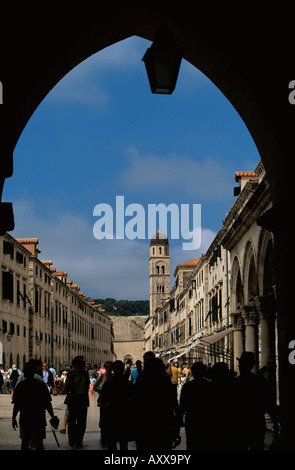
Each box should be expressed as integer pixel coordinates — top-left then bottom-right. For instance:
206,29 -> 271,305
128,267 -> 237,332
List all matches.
10,197 -> 150,300
120,146 -> 232,199
9,197 -> 216,300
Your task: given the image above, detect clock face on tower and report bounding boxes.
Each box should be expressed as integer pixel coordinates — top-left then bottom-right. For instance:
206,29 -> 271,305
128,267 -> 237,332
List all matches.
149,229 -> 170,316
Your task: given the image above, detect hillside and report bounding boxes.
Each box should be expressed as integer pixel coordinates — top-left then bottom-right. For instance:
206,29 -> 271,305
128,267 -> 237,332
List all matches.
86,297 -> 149,317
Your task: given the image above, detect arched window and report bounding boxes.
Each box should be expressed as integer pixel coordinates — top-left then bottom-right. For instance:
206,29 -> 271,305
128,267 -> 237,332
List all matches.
161,266 -> 165,274
156,266 -> 160,274
159,247 -> 162,255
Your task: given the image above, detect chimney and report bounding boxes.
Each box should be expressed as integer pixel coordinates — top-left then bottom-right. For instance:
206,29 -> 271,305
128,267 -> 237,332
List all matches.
235,171 -> 258,192
16,238 -> 41,258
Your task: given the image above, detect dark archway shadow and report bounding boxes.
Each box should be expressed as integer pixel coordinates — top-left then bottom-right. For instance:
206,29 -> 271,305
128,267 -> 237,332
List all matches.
1,5 -> 295,448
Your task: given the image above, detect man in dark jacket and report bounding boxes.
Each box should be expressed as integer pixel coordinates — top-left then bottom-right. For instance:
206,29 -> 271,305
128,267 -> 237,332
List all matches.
12,361 -> 58,450
179,362 -> 217,450
64,355 -> 90,449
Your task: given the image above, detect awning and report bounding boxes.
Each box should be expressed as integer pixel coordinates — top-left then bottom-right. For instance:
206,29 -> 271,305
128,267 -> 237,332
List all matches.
168,347 -> 187,362
192,327 -> 234,347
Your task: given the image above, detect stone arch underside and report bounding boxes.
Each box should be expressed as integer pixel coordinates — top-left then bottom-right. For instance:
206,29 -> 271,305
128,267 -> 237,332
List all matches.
2,5 -> 295,448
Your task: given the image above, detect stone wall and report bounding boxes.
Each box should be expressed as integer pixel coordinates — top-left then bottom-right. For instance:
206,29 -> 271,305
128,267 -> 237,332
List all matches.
112,315 -> 147,363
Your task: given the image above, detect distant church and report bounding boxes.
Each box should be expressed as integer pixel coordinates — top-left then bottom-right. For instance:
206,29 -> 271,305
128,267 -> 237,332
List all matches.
149,228 -> 170,316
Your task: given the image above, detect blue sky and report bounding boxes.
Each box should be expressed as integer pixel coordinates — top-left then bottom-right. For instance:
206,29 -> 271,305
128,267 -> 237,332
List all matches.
4,36 -> 260,300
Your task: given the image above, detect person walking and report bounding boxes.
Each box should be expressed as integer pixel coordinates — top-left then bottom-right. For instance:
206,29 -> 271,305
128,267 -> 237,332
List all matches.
210,361 -> 238,450
130,360 -> 143,384
234,351 -> 279,450
15,359 -> 43,386
42,363 -> 54,393
179,361 -> 217,450
167,361 -> 181,400
64,355 -> 90,449
99,360 -> 134,450
134,357 -> 181,450
0,364 -> 4,394
12,361 -> 59,450
93,360 -> 113,447
7,364 -> 21,403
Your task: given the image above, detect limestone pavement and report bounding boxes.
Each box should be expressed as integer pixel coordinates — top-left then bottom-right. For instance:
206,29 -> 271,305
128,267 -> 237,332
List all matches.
0,392 -> 186,451
0,392 -> 274,452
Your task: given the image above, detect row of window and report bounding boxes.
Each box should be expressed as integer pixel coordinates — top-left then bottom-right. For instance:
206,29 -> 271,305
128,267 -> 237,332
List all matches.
3,240 -> 27,267
153,287 -> 224,348
2,320 -> 26,337
1,268 -> 103,325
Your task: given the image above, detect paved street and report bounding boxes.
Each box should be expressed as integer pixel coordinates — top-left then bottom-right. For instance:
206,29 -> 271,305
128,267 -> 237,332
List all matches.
0,391 -> 275,452
0,392 -> 186,451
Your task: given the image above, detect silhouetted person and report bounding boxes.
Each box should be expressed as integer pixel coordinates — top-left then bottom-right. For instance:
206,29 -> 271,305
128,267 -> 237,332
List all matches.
64,355 -> 90,449
12,361 -> 58,450
257,360 -> 277,403
234,351 -> 279,450
99,360 -> 134,450
143,350 -> 155,363
179,361 -> 217,450
134,357 -> 181,450
211,361 -> 238,449
94,360 -> 113,447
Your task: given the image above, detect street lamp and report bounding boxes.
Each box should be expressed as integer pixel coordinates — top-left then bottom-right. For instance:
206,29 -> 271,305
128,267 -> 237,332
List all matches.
142,26 -> 182,94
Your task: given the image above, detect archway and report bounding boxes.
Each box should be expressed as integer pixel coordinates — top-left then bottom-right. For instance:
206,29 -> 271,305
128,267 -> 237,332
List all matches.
231,256 -> 244,311
1,5 -> 295,448
243,240 -> 259,304
262,235 -> 276,296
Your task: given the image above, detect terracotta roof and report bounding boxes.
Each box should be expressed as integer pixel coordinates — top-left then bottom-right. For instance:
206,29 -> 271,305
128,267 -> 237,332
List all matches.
235,171 -> 258,182
53,270 -> 67,276
16,238 -> 39,243
177,256 -> 201,267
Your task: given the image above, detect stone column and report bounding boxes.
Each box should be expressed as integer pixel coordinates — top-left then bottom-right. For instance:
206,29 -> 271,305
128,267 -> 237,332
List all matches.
230,310 -> 244,373
254,293 -> 276,367
241,304 -> 260,372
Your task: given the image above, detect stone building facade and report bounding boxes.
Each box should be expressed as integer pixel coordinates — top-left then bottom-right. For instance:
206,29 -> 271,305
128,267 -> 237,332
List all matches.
0,235 -> 114,371
222,160 -> 276,376
112,315 -> 147,364
147,161 -> 277,380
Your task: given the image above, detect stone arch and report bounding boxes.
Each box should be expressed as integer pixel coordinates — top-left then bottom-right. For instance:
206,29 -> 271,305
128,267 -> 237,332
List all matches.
3,6 -> 290,211
123,353 -> 133,365
243,240 -> 259,304
258,229 -> 276,296
230,255 -> 244,311
2,5 -> 295,448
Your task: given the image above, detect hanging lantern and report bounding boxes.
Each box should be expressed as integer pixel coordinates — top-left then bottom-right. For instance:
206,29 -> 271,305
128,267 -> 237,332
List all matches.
142,27 -> 182,94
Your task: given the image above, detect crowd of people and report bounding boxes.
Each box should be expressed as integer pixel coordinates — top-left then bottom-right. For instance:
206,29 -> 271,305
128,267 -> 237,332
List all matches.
0,362 -> 69,398
2,351 -> 280,451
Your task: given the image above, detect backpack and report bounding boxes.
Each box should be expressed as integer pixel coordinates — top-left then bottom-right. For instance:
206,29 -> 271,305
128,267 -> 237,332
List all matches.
10,369 -> 19,383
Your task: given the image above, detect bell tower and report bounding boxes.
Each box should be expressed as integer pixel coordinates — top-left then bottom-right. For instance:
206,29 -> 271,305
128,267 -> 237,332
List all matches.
149,228 -> 170,316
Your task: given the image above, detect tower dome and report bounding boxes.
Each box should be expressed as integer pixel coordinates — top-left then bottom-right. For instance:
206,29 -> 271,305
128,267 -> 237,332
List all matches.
150,227 -> 169,246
